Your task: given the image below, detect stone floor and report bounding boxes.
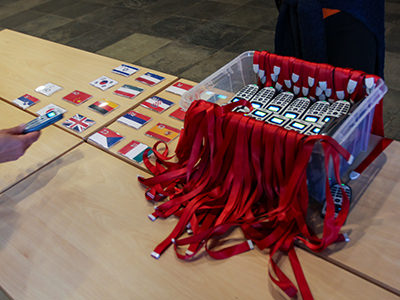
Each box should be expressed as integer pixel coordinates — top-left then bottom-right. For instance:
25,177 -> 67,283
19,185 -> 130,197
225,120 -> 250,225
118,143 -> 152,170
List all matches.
0,0 -> 399,139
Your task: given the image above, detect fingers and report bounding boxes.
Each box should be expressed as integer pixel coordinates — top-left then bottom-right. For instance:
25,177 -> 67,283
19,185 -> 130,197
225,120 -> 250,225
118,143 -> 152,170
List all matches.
18,131 -> 41,151
2,124 -> 25,135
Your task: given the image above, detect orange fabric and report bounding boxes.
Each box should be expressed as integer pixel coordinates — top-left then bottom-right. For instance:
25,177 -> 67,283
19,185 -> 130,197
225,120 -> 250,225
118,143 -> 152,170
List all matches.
322,8 -> 340,19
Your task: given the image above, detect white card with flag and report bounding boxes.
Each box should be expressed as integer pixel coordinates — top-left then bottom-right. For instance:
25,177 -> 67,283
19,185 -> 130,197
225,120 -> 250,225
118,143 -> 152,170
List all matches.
117,111 -> 151,129
36,104 -> 66,116
165,81 -> 194,96
114,84 -> 143,99
112,64 -> 139,77
118,140 -> 153,164
136,72 -> 165,86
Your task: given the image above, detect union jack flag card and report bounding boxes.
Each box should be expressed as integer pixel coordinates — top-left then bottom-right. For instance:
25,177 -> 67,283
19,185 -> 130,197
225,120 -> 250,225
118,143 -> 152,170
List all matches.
62,90 -> 92,105
112,64 -> 139,77
165,81 -> 194,96
35,82 -> 62,96
36,104 -> 66,116
141,96 -> 174,113
88,128 -> 124,149
62,114 -> 95,133
90,76 -> 118,91
169,108 -> 186,121
13,94 -> 40,110
114,84 -> 143,99
136,72 -> 165,86
118,140 -> 153,164
145,123 -> 180,143
88,99 -> 119,115
117,111 -> 151,129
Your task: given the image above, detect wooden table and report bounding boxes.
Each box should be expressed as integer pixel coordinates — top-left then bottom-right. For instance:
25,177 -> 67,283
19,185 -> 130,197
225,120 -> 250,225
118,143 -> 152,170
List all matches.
0,143 -> 396,300
0,100 -> 81,194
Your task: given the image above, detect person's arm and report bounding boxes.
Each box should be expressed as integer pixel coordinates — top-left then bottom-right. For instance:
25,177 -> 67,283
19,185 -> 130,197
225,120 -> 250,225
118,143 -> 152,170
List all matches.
0,124 -> 40,163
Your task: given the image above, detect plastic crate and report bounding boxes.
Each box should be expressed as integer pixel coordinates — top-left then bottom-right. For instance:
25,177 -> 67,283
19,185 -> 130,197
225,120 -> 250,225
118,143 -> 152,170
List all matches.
181,51 -> 388,201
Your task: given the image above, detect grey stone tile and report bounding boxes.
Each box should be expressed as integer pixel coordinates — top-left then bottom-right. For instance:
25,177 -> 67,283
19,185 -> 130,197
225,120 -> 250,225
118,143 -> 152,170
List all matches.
219,5 -> 276,29
84,0 -> 123,6
134,41 -> 215,75
14,14 -> 72,37
76,6 -> 131,27
40,21 -> 102,43
66,25 -> 133,52
0,9 -> 44,29
0,0 -> 49,19
179,50 -> 239,82
0,0 -> 16,5
178,1 -> 240,21
52,1 -> 101,19
383,88 -> 400,124
113,0 -> 159,9
384,51 -> 400,89
149,16 -> 205,40
145,0 -> 201,15
225,29 -> 274,53
213,0 -> 250,4
33,0 -> 78,13
386,25 -> 400,53
185,21 -> 250,49
247,0 -> 277,8
97,33 -> 172,63
256,7 -> 278,31
384,116 -> 400,140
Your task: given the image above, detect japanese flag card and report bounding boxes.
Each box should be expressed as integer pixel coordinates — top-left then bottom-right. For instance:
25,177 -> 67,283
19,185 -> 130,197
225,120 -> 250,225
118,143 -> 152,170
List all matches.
169,108 -> 186,121
141,96 -> 174,113
114,84 -> 143,99
88,128 -> 124,149
62,114 -> 95,133
62,90 -> 92,105
145,123 -> 180,143
88,99 -> 119,115
136,72 -> 165,86
13,94 -> 40,110
117,111 -> 151,129
112,64 -> 139,77
165,81 -> 194,96
118,140 -> 153,164
36,104 -> 66,116
35,83 -> 62,96
90,76 -> 118,91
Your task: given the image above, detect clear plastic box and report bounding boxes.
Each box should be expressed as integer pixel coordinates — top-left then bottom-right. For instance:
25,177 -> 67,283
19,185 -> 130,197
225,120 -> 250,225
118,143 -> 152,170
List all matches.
181,51 -> 388,201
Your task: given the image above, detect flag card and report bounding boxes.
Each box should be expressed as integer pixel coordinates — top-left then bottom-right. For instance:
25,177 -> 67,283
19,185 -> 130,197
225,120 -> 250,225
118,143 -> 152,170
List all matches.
90,76 -> 118,91
169,107 -> 186,121
62,90 -> 92,105
88,128 -> 124,149
114,84 -> 143,99
136,72 -> 165,86
36,104 -> 66,116
112,64 -> 139,77
145,123 -> 180,143
141,96 -> 174,113
165,81 -> 194,96
35,83 -> 62,96
117,111 -> 151,129
13,94 -> 40,110
118,140 -> 153,164
62,114 -> 95,133
88,99 -> 119,115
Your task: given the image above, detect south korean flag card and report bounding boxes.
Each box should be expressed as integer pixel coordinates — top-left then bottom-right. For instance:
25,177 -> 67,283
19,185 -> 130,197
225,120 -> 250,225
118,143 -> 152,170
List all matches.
165,81 -> 194,96
62,90 -> 92,105
136,72 -> 165,86
36,104 -> 66,116
117,111 -> 151,130
90,76 -> 118,91
112,64 -> 139,77
141,96 -> 174,113
88,128 -> 124,149
118,140 -> 153,164
35,83 -> 62,96
13,94 -> 40,110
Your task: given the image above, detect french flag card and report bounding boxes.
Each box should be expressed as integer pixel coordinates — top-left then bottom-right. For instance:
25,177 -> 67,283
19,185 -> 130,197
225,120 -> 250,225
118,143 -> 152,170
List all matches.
165,81 -> 194,96
117,111 -> 151,129
136,72 -> 165,86
88,128 -> 124,149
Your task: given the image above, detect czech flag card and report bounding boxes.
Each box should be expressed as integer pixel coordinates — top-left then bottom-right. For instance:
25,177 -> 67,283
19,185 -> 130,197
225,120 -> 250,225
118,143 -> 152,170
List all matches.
145,123 -> 180,143
136,72 -> 165,86
118,140 -> 153,164
88,128 -> 124,149
13,94 -> 40,110
117,111 -> 151,129
88,99 -> 119,115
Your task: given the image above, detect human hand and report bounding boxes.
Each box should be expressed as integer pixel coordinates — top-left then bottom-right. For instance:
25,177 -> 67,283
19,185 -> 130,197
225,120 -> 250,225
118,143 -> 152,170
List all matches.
0,124 -> 41,163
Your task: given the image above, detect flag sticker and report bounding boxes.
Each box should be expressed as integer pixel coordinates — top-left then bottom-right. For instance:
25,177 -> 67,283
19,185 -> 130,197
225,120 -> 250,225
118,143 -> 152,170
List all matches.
89,128 -> 124,149
62,114 -> 95,133
141,96 -> 174,113
117,111 -> 151,129
165,81 -> 194,96
88,99 -> 119,115
114,84 -> 144,99
136,72 -> 165,86
145,123 -> 180,143
90,76 -> 118,91
169,108 -> 186,121
118,140 -> 153,163
35,83 -> 62,96
36,104 -> 66,116
112,64 -> 139,77
62,90 -> 92,105
13,94 -> 40,109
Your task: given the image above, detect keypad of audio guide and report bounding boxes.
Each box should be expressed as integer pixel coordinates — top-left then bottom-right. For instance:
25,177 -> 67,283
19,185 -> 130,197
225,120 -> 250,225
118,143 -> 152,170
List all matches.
322,100 -> 351,123
282,97 -> 311,119
265,92 -> 294,114
302,101 -> 330,124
